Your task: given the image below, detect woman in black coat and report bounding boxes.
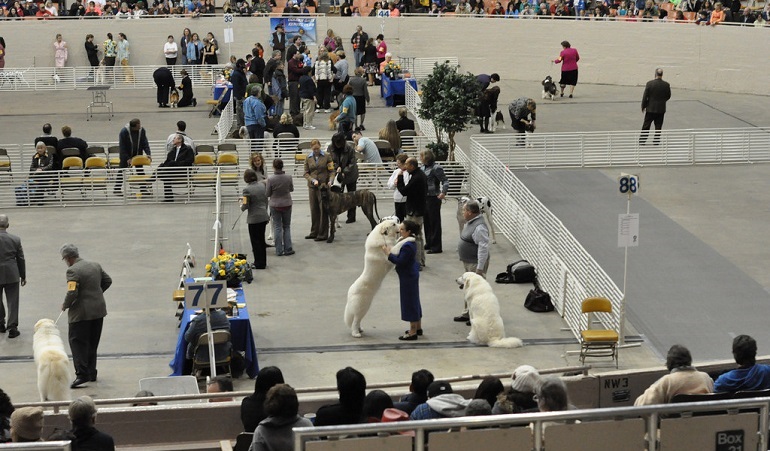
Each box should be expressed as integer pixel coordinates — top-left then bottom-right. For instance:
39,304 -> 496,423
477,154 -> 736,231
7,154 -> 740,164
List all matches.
240,366 -> 285,432
68,396 -> 115,451
177,69 -> 196,107
85,34 -> 99,68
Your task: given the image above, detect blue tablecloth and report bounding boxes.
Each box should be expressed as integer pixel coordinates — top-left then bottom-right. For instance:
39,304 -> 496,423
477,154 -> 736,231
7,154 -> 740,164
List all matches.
381,74 -> 417,107
169,285 -> 259,378
213,83 -> 233,104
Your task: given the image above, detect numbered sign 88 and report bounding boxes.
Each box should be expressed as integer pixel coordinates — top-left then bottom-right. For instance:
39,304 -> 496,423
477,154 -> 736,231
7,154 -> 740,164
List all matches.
618,174 -> 639,195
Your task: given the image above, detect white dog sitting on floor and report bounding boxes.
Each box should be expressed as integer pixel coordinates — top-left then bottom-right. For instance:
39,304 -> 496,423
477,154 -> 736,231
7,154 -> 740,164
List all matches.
344,217 -> 401,338
457,273 -> 523,348
456,196 -> 496,244
33,318 -> 72,401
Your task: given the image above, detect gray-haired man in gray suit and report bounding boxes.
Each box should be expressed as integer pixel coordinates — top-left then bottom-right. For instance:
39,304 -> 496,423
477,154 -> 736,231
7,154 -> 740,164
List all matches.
0,214 -> 26,339
60,244 -> 112,389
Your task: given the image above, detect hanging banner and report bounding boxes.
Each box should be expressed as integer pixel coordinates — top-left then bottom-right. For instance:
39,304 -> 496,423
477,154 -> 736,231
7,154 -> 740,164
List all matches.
269,17 -> 318,46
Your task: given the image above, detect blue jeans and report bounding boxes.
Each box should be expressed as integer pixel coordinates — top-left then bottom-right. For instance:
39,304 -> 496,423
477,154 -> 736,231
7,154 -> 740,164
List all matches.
270,206 -> 293,255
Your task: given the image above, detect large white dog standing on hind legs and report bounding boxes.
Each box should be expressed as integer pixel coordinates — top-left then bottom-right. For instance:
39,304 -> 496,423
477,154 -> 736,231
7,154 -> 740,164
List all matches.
33,318 -> 73,402
344,217 -> 402,338
457,272 -> 523,348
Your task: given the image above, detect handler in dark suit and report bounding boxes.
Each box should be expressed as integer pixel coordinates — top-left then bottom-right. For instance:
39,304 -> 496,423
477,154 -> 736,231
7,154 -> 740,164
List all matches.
153,66 -> 175,108
396,157 -> 428,269
184,309 -> 231,375
0,214 -> 26,339
157,134 -> 194,202
639,68 -> 672,146
177,69 -> 196,108
60,244 -> 112,389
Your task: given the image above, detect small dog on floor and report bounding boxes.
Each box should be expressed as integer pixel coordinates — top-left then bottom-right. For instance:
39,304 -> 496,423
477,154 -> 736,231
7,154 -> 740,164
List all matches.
492,110 -> 506,132
328,110 -> 340,131
169,88 -> 180,108
34,318 -> 73,401
542,75 -> 558,101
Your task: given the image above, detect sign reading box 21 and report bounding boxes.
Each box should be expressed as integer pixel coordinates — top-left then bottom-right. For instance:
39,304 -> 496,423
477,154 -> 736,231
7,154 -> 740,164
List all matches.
618,173 -> 640,195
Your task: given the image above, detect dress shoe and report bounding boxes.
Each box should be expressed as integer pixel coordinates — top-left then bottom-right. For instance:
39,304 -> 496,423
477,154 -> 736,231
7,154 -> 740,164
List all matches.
89,375 -> 97,382
71,378 -> 88,388
314,236 -> 328,241
0,324 -> 6,333
346,218 -> 356,224
192,98 -> 197,107
405,329 -> 423,336
453,314 -> 470,322
398,333 -> 418,341
426,249 -> 442,254
8,328 -> 19,338
305,234 -> 317,239
284,250 -> 295,256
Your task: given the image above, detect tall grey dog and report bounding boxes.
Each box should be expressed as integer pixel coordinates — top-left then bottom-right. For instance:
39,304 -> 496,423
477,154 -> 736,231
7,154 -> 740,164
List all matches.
320,187 -> 380,243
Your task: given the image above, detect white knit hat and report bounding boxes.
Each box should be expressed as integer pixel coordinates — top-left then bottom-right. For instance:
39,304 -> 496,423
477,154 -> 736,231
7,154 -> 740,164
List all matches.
510,365 -> 542,393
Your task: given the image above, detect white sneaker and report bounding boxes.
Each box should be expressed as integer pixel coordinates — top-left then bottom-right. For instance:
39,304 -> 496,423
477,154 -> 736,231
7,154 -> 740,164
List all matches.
324,109 -> 331,113
304,125 -> 317,130
315,109 -> 321,113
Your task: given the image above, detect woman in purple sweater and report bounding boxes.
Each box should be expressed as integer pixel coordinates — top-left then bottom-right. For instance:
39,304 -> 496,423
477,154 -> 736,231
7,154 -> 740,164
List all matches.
554,40 -> 580,98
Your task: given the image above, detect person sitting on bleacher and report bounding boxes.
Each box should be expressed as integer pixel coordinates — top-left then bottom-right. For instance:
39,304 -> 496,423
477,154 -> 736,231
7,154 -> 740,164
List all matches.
242,366 -> 286,432
492,365 -> 542,414
634,345 -> 714,405
409,381 -> 469,420
714,335 -> 770,393
249,384 -> 312,451
314,367 -> 367,426
393,369 -> 434,414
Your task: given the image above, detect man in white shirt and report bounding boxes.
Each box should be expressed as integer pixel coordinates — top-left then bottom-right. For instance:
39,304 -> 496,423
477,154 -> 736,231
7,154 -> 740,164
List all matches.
352,129 -> 383,164
165,121 -> 196,153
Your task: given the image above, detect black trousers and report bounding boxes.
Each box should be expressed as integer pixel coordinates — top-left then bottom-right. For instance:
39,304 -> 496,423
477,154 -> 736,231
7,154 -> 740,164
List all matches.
69,318 -> 104,380
424,196 -> 443,252
288,81 -> 300,116
639,112 -> 665,145
248,221 -> 268,269
156,84 -> 172,105
394,202 -> 406,223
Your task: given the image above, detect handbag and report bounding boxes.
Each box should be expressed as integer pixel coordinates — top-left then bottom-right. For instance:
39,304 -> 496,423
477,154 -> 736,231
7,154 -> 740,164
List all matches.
524,279 -> 554,313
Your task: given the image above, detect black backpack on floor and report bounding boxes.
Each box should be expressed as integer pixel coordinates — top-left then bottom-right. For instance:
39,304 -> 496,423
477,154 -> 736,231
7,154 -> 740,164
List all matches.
495,259 -> 537,284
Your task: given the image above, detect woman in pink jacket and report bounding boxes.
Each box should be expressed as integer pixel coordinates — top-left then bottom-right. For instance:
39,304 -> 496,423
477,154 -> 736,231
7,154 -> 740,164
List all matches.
554,40 -> 580,98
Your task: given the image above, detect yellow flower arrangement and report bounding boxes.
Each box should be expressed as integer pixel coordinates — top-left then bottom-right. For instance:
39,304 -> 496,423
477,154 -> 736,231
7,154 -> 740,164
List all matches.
205,251 -> 250,287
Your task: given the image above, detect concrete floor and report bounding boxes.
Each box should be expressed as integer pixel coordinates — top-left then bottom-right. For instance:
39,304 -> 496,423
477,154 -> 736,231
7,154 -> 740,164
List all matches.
3,78 -> 766,403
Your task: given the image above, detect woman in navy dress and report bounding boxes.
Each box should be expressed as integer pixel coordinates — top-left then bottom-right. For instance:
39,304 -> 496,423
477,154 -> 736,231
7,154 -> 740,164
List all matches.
384,220 -> 423,341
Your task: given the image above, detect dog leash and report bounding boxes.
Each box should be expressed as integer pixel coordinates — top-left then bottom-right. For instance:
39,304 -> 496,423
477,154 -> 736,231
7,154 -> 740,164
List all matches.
54,310 -> 64,325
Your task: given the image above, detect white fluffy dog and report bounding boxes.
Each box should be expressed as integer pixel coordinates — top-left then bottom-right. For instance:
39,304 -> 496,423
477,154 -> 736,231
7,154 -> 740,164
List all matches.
344,217 -> 401,338
457,273 -> 523,348
33,318 -> 72,401
456,196 -> 497,244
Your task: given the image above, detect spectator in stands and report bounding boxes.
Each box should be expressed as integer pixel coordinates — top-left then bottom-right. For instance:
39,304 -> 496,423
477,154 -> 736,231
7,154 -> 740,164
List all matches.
473,377 -> 504,409
183,308 -> 231,374
186,33 -> 203,65
272,113 -> 300,139
10,406 -> 43,442
58,125 -> 89,163
394,369 -> 434,414
207,376 -> 234,402
508,97 -> 537,147
395,108 -> 415,132
304,139 -> 333,241
493,365 -> 542,414
343,2 -> 355,15
329,132 -> 359,223
421,149 -> 448,256
396,157 -> 427,268
536,377 -> 569,412
363,390 -> 395,422
353,129 -> 383,163
132,390 -> 157,406
315,367 -> 367,426
379,120 -> 401,155
455,0 -> 472,13
714,335 -> 770,392
410,381 -> 470,420
34,123 -> 59,165
738,7 -> 756,24
680,0 -> 701,12
70,0 -> 86,15
163,35 -> 178,66
706,1 -> 725,24
635,344 -> 714,405
350,25 -> 368,69
387,154 -> 410,222
336,85 -> 356,139
250,384 -> 312,451
242,168 -> 270,269
156,133 -> 194,202
166,121 -> 195,153
242,366 -> 285,432
68,396 -> 115,451
0,388 -> 13,443
465,399 -> 492,416
29,142 -> 54,199
179,28 -> 192,65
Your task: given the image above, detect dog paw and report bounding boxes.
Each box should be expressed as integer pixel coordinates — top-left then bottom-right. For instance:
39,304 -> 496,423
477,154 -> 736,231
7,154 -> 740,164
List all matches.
352,331 -> 362,338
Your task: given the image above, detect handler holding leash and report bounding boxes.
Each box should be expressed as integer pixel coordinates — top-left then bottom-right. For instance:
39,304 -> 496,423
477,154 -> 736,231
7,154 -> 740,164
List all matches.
508,97 -> 536,148
303,139 -> 334,242
60,244 -> 112,389
453,201 -> 490,325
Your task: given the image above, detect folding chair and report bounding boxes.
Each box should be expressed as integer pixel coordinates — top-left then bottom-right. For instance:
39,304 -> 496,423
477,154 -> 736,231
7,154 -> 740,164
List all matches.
191,330 -> 233,379
579,297 -> 619,368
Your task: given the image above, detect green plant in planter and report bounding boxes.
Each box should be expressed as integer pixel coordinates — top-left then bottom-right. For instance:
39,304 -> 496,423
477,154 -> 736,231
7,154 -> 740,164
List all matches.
426,141 -> 449,161
418,62 -> 482,161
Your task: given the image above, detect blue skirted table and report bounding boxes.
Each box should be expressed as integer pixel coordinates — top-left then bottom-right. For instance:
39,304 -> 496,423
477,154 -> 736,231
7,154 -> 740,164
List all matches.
169,286 -> 259,378
381,74 -> 418,107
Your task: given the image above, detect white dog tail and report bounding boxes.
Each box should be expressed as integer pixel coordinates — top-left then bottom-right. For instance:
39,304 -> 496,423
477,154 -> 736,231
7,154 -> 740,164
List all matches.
40,355 -> 72,401
488,337 -> 524,348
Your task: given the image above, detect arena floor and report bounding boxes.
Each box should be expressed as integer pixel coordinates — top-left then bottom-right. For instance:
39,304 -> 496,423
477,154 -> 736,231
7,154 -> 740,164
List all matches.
1,79 -> 766,404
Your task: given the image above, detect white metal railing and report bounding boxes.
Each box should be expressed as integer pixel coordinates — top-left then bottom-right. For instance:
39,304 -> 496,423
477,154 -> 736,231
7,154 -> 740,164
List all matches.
405,81 -> 442,144
0,64 -> 226,91
473,127 -> 770,169
295,397 -> 769,451
462,140 -> 622,341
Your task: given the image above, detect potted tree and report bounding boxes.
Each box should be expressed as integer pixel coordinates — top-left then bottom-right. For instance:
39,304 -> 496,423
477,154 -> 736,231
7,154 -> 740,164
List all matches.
417,62 -> 482,161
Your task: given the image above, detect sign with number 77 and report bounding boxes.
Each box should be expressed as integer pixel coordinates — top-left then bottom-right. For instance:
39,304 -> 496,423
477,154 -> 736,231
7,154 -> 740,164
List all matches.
183,280 -> 226,310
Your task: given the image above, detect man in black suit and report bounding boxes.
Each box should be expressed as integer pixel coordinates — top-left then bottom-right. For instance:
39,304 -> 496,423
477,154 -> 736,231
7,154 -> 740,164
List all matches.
0,215 -> 25,339
396,157 -> 428,269
157,134 -> 194,202
34,123 -> 60,170
153,67 -> 175,108
639,68 -> 671,146
58,125 -> 89,165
